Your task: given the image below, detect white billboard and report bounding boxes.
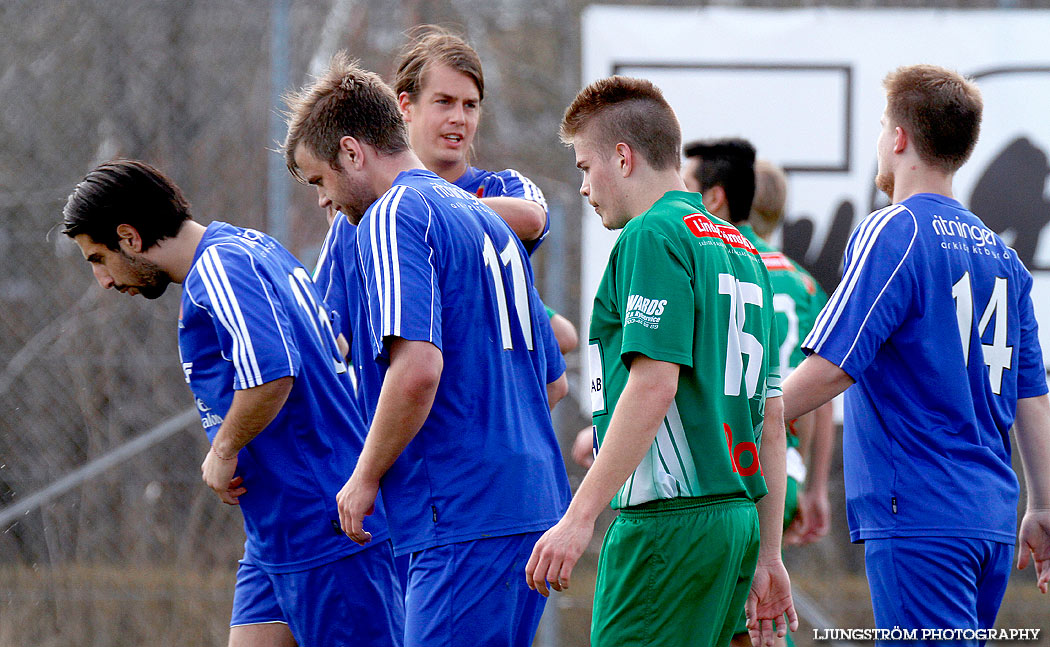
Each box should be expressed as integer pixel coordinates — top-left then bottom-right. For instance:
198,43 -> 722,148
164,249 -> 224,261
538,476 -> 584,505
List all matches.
579,6 -> 1050,407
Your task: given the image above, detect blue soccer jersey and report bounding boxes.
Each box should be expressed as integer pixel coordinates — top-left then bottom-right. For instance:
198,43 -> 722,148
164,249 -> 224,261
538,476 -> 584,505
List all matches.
804,194 -> 1047,543
315,211 -> 566,417
312,216 -> 384,418
353,169 -> 570,556
453,166 -> 549,254
179,222 -> 389,571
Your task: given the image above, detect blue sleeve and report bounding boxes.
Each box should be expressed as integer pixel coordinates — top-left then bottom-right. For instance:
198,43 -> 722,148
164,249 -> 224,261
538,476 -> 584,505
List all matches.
533,287 -> 565,384
803,206 -> 918,380
189,243 -> 301,389
486,169 -> 550,255
356,186 -> 443,361
312,217 -> 350,340
1015,269 -> 1048,398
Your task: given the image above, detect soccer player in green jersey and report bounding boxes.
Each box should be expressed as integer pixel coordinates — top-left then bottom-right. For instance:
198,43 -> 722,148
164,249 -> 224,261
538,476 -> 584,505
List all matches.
685,141 -> 834,542
525,76 -> 797,647
751,158 -> 834,547
684,139 -> 833,647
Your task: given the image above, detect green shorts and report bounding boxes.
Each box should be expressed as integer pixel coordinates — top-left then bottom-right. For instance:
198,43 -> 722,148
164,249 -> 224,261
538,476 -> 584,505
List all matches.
783,475 -> 799,530
591,495 -> 759,647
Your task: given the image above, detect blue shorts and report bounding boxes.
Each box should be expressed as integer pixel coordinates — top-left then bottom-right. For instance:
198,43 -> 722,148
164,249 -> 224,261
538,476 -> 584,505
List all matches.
404,531 -> 547,647
864,536 -> 1012,646
232,540 -> 405,646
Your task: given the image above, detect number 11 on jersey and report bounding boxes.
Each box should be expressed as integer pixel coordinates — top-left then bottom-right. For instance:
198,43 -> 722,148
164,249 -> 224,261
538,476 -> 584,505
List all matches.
482,233 -> 534,351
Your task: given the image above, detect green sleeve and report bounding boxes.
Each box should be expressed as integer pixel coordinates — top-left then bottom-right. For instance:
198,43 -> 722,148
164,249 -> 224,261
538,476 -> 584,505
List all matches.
614,228 -> 695,369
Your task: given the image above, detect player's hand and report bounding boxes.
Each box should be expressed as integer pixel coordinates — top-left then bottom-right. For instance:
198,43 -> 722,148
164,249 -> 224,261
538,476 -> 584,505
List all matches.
798,486 -> 831,544
783,500 -> 806,546
746,557 -> 798,647
525,511 -> 595,597
1017,508 -> 1050,594
336,469 -> 378,545
783,489 -> 808,545
786,488 -> 830,546
571,427 -> 595,469
201,447 -> 245,505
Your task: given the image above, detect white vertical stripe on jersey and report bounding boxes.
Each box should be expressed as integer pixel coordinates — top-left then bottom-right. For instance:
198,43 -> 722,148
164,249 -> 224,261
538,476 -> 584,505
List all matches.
358,223 -> 382,352
663,400 -> 698,489
250,255 -> 297,378
197,252 -> 248,387
506,169 -> 531,202
198,247 -> 262,388
422,199 -> 436,341
388,187 -> 405,337
311,220 -> 336,281
369,194 -> 384,337
312,222 -> 341,318
378,190 -> 393,337
652,426 -> 687,498
508,169 -> 548,210
806,205 -> 905,353
838,209 -> 917,367
206,248 -> 264,386
369,188 -> 395,338
808,204 -> 900,346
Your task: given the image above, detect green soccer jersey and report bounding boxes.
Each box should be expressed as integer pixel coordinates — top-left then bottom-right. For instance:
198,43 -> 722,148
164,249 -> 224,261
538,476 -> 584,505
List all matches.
737,224 -> 828,462
589,191 -> 781,509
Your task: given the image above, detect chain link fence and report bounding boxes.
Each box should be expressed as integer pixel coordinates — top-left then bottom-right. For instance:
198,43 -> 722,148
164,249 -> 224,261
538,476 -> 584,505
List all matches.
2,1 -> 1047,645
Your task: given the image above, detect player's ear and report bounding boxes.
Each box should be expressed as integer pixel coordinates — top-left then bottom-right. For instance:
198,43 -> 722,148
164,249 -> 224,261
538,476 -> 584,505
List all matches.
703,185 -> 727,214
115,224 -> 144,253
338,136 -> 365,170
616,142 -> 633,178
894,126 -> 907,154
397,92 -> 413,121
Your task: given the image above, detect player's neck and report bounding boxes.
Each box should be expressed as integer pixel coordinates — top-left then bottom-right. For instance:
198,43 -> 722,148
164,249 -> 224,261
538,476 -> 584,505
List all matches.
626,168 -> 689,221
376,150 -> 428,193
161,220 -> 207,284
892,166 -> 955,204
425,156 -> 467,184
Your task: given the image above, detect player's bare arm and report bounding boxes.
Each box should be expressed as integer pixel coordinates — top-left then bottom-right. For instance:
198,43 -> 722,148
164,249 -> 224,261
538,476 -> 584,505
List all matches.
337,338 -> 442,544
798,401 -> 834,543
571,426 -> 595,469
781,353 -> 854,421
550,313 -> 580,355
785,402 -> 834,545
525,356 -> 679,597
201,376 -> 294,505
788,401 -> 834,544
479,196 -> 546,243
1013,394 -> 1050,593
783,412 -> 815,545
746,395 -> 799,647
547,373 -> 568,410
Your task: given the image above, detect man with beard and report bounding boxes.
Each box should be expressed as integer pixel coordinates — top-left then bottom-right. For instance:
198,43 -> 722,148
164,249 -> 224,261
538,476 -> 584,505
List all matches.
781,64 -> 1050,643
284,55 -> 570,647
62,159 -> 403,647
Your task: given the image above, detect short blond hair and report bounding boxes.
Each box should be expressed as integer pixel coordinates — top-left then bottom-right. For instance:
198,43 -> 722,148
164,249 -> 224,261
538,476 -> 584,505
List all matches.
283,52 -> 408,182
883,64 -> 982,173
750,159 -> 788,238
561,76 -> 681,171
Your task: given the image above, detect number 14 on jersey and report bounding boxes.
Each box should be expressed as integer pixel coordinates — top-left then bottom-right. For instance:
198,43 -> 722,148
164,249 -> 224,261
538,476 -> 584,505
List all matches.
952,272 -> 1012,395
